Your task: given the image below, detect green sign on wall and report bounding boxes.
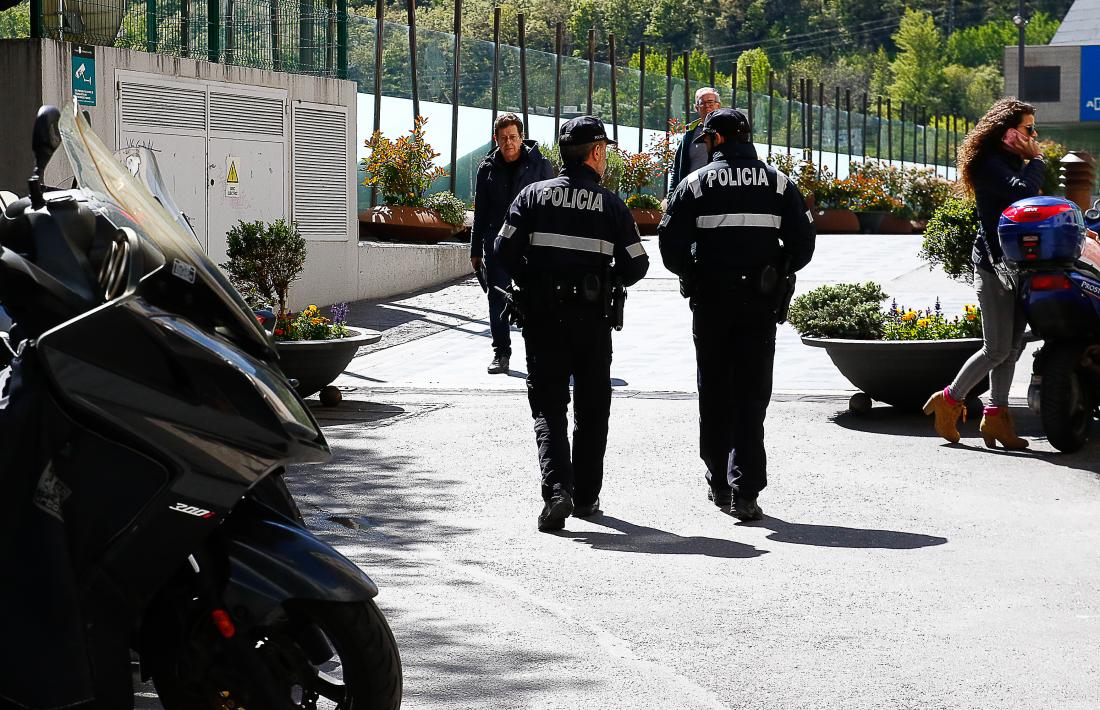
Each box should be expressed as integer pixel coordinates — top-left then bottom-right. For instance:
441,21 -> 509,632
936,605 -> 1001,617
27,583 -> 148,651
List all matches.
72,44 -> 96,107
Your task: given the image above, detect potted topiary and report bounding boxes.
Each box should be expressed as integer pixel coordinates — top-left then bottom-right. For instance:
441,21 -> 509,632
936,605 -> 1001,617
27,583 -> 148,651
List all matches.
221,218 -> 380,399
789,282 -> 986,411
617,141 -> 667,234
359,116 -> 467,242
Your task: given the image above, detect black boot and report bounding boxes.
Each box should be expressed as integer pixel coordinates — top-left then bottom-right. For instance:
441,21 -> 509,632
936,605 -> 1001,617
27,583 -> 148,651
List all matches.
537,493 -> 574,532
487,353 -> 510,374
731,494 -> 763,521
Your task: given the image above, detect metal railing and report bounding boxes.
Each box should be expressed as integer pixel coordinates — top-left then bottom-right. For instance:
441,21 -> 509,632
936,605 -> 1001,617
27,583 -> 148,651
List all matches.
28,0 -> 347,76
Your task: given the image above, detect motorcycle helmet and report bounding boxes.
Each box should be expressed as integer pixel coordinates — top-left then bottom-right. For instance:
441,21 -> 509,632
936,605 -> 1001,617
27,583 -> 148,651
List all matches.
998,196 -> 1086,264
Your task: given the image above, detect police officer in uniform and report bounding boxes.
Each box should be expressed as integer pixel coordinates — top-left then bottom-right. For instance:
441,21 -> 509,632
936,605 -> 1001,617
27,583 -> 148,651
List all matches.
658,108 -> 815,521
494,116 -> 650,532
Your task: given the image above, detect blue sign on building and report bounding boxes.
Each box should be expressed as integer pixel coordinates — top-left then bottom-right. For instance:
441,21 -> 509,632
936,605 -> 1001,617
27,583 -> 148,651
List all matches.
1082,46 -> 1100,122
72,44 -> 96,107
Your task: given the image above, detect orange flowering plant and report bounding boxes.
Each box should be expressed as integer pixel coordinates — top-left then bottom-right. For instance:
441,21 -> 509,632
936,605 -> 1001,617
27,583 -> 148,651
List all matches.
362,115 -> 447,207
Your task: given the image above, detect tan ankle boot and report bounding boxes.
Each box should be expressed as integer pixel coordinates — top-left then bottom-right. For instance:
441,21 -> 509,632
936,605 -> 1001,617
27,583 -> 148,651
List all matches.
979,409 -> 1029,450
923,390 -> 965,443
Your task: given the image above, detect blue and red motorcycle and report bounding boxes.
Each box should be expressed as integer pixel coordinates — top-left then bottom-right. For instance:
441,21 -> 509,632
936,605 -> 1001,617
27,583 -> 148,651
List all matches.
999,196 -> 1100,452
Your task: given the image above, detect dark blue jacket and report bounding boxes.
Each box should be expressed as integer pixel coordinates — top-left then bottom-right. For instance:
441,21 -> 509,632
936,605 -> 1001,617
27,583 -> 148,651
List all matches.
667,120 -> 706,197
471,140 -> 555,259
658,143 -> 816,288
972,150 -> 1046,271
493,164 -> 650,289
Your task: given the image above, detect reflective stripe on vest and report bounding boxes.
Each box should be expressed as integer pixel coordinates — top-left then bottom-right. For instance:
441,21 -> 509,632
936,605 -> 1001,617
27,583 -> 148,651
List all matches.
695,213 -> 782,229
530,232 -> 615,255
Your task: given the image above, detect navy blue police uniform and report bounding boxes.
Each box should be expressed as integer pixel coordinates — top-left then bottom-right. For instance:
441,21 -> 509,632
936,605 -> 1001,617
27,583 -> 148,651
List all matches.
494,117 -> 650,531
658,109 -> 815,520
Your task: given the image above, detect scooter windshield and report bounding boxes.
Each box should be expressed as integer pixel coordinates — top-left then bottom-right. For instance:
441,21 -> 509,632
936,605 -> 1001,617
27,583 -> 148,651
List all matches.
57,100 -> 273,354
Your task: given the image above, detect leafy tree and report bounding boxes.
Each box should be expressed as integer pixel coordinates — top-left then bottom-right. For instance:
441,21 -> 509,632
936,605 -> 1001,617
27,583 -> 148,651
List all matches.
736,47 -> 772,96
0,1 -> 29,38
889,9 -> 947,112
945,12 -> 1061,69
869,46 -> 893,98
943,63 -> 1003,119
643,0 -> 697,51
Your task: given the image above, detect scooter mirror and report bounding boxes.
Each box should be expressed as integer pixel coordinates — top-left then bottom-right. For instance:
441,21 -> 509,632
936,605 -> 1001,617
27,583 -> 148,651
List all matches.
32,105 -> 62,177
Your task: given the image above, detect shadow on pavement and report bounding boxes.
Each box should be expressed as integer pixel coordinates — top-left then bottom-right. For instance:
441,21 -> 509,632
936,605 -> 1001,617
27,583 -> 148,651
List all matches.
831,406 -> 1100,474
832,405 -> 1049,439
387,615 -> 591,706
563,514 -> 766,559
285,426 -> 473,548
744,516 -> 948,549
307,400 -> 408,427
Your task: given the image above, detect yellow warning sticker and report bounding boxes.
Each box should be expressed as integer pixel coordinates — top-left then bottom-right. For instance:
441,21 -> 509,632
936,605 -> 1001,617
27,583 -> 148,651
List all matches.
226,156 -> 240,197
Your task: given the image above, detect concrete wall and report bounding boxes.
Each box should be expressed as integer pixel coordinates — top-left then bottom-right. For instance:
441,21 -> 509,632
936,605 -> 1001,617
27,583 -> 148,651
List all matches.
357,241 -> 471,301
0,38 -> 360,308
1004,45 -> 1082,125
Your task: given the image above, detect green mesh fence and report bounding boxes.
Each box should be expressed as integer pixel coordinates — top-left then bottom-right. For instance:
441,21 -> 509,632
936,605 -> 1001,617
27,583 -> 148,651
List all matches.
26,0 -> 345,76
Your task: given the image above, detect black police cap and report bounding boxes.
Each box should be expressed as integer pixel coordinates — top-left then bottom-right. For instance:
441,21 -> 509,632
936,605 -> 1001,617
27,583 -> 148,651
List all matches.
692,108 -> 751,143
559,116 -> 618,146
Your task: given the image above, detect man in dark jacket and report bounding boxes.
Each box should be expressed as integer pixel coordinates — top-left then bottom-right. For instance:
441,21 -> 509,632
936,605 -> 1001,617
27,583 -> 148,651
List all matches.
667,87 -> 722,197
494,116 -> 650,532
659,108 -> 815,521
471,113 -> 556,374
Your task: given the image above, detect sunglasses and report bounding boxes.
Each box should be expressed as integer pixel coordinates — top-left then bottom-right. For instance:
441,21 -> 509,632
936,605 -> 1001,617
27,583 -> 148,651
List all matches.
1022,124 -> 1037,136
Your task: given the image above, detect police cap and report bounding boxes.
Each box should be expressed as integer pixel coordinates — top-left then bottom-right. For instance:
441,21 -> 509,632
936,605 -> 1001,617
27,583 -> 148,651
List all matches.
559,116 -> 618,146
693,108 -> 751,144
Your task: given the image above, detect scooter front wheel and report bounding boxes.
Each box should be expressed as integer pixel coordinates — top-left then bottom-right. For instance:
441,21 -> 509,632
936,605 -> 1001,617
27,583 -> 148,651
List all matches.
150,598 -> 402,710
1040,344 -> 1093,453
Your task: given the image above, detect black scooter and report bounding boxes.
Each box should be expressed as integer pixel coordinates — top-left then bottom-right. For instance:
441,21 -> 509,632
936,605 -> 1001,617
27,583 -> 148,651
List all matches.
0,104 -> 401,709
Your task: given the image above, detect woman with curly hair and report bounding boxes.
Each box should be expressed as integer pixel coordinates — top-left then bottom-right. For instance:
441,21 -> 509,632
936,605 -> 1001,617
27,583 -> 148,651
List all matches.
923,98 -> 1045,449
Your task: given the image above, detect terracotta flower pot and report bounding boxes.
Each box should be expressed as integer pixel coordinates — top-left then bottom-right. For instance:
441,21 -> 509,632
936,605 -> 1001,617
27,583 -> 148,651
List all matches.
813,208 -> 860,234
801,336 -> 988,410
276,326 -> 381,399
631,208 -> 663,236
358,205 -> 463,243
878,213 -> 914,234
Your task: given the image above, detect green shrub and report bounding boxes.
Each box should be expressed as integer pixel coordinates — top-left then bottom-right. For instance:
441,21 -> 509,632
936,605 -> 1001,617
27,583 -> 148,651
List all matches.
787,282 -> 888,339
920,197 -> 978,285
626,194 -> 661,209
424,190 -> 468,227
538,141 -> 622,192
221,219 -> 306,318
1037,139 -> 1067,197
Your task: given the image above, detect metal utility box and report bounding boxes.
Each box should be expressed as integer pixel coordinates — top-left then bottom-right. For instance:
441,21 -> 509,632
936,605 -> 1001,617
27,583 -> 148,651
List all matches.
0,38 -> 358,307
117,74 -> 289,265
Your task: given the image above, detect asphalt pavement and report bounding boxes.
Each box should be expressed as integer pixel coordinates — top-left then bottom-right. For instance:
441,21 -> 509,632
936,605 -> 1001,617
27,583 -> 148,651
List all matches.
139,234 -> 1100,709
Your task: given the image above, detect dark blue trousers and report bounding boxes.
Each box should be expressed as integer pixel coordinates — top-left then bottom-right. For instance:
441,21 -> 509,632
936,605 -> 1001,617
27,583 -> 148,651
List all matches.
484,245 -> 512,357
523,312 -> 612,505
692,299 -> 776,499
